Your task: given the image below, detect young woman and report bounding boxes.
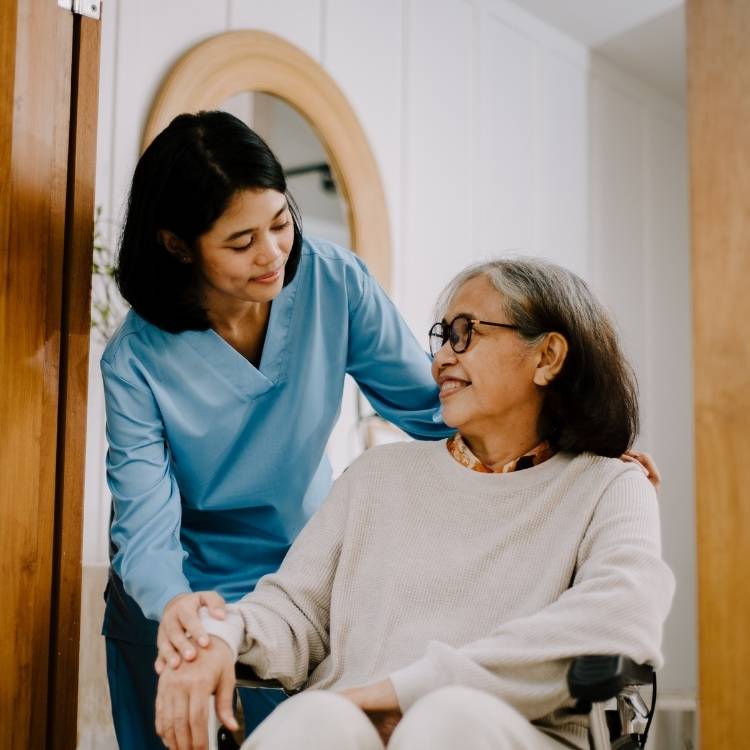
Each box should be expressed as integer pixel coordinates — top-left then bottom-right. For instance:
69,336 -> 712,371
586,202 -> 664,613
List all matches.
101,110 -> 453,749
153,258 -> 674,750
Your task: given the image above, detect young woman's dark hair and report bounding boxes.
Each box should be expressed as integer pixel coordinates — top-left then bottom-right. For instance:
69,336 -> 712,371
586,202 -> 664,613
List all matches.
437,258 -> 639,457
116,110 -> 303,332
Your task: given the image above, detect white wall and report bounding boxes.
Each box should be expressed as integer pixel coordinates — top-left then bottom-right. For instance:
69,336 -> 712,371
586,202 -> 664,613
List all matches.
85,0 -> 694,699
589,54 -> 694,695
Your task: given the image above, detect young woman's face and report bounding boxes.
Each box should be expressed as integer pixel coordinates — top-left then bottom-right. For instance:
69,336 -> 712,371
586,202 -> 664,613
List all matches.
194,188 -> 294,305
431,275 -> 543,434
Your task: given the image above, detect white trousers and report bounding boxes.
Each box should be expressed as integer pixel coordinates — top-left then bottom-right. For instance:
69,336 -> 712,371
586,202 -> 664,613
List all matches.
241,687 -> 570,750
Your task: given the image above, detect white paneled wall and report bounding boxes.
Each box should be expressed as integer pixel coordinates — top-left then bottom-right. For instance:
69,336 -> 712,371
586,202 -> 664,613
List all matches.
399,0 -> 475,335
84,0 -> 694,707
325,0 -> 404,272
480,16 -> 539,256
229,0 -> 322,59
589,53 -> 694,695
476,11 -> 589,278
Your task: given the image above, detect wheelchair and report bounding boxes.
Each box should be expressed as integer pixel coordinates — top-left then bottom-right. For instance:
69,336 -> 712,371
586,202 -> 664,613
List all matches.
214,655 -> 656,750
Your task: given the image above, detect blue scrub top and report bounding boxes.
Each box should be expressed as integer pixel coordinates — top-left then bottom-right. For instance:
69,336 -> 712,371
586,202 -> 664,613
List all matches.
101,237 -> 450,632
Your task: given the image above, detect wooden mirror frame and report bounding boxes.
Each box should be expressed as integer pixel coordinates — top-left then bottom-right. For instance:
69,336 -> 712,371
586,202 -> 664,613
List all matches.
143,30 -> 391,289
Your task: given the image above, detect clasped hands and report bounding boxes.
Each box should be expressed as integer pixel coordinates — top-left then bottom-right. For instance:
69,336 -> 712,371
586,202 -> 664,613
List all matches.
154,592 -> 402,750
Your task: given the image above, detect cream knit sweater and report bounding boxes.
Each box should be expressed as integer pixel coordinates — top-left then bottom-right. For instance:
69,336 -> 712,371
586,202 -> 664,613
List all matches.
204,440 -> 674,747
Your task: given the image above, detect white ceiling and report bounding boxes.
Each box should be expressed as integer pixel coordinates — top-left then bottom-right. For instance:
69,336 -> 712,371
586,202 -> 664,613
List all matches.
596,6 -> 686,104
506,0 -> 686,104
505,0 -> 683,46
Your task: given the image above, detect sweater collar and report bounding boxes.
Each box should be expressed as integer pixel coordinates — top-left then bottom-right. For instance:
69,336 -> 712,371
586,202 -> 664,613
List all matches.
447,432 -> 556,474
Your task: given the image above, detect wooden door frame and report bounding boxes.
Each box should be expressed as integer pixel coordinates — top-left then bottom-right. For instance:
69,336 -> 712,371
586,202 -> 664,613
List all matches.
49,14 -> 102,748
687,1 -> 750,747
0,3 -> 100,748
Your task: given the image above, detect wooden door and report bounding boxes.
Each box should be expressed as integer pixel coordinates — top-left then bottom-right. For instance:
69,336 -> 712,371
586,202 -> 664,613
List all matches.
0,2 -> 100,748
687,1 -> 750,747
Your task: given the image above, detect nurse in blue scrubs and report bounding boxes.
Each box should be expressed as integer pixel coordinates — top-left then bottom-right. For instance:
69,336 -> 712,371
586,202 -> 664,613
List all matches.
102,110 -> 451,749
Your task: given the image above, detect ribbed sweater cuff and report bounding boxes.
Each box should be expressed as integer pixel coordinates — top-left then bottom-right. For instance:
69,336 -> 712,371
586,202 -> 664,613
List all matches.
199,606 -> 244,660
389,656 -> 446,712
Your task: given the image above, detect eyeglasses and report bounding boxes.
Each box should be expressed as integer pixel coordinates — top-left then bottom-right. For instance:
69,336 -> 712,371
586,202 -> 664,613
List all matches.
428,315 -> 519,357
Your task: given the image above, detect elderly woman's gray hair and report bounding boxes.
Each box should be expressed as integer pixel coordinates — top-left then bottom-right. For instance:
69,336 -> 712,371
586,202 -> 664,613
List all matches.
436,257 -> 639,457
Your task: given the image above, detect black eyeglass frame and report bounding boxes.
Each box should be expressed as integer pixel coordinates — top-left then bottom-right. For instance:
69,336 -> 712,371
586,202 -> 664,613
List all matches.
428,315 -> 520,356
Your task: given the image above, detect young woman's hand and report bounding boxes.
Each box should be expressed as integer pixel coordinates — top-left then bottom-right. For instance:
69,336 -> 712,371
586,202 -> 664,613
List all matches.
339,678 -> 402,744
621,450 -> 662,492
156,591 -> 227,672
155,636 -> 237,750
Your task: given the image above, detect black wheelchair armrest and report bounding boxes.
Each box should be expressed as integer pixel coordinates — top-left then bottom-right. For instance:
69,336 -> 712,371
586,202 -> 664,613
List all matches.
568,655 -> 654,704
234,662 -> 302,695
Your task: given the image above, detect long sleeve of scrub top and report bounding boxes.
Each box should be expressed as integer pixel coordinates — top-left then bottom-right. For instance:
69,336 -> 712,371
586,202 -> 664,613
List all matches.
343,257 -> 446,439
102,360 -> 190,621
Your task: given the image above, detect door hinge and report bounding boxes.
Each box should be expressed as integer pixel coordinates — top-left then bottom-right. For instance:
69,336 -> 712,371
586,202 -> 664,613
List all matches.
58,0 -> 101,20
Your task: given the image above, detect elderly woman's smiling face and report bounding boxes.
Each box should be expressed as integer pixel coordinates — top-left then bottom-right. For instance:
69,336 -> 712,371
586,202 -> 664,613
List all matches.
431,275 -> 565,440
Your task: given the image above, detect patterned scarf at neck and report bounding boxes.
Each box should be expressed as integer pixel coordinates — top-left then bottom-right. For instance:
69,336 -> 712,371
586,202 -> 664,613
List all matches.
447,432 -> 555,474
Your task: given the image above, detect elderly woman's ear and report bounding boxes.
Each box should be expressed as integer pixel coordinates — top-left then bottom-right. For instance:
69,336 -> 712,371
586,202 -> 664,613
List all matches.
532,332 -> 568,386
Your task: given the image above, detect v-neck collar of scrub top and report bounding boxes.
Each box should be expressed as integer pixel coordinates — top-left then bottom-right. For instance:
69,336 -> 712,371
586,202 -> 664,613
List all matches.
180,271 -> 300,400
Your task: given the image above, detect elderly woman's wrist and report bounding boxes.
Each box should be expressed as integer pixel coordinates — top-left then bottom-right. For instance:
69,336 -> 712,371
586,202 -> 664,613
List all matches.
199,605 -> 243,659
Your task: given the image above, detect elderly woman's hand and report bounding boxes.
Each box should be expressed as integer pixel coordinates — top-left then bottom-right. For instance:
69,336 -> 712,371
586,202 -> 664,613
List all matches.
622,450 -> 661,491
156,591 -> 227,673
155,636 -> 237,750
339,678 -> 402,744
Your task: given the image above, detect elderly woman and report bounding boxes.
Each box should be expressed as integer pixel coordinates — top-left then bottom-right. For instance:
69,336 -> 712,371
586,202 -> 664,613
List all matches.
155,258 -> 674,750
